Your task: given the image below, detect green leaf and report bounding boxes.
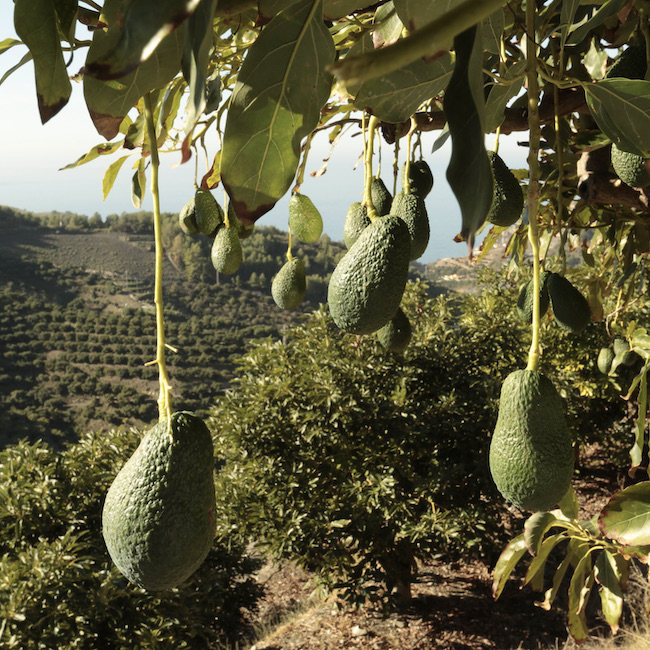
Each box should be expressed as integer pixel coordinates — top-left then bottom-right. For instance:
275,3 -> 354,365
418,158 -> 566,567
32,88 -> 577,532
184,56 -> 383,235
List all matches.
393,0 -> 442,32
221,0 -> 335,224
482,8 -> 504,55
53,0 -> 79,42
84,0 -> 200,80
558,485 -> 580,521
566,0 -> 627,47
594,550 -> 625,634
568,550 -> 593,643
524,512 -> 561,555
102,155 -> 131,200
631,328 -> 650,359
0,38 -> 22,54
538,549 -> 572,610
131,158 -> 146,208
492,533 -> 527,600
14,0 -> 72,123
443,26 -> 493,251
484,59 -> 526,133
583,79 -> 650,156
0,51 -> 33,88
524,533 -> 569,592
599,482 -> 650,546
60,141 -> 125,170
83,0 -> 184,139
371,2 -> 403,48
630,372 -> 647,469
323,0 -> 370,20
559,0 -> 581,48
353,53 -> 453,123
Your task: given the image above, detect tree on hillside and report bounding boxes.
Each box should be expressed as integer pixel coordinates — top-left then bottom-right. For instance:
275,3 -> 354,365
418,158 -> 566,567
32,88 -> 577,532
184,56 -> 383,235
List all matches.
4,0 -> 650,641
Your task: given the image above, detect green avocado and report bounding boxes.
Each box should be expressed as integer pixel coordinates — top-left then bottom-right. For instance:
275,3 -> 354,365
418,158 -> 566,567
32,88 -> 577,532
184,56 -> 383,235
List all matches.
610,145 -> 650,188
227,203 -> 255,239
606,43 -> 647,80
328,215 -> 411,335
102,412 -> 216,591
376,307 -> 412,353
343,202 -> 370,249
489,370 -> 574,512
178,196 -> 200,235
370,177 -> 392,217
597,346 -> 615,375
516,271 -> 550,323
194,190 -> 224,237
487,151 -> 524,227
288,193 -> 323,243
211,225 -> 243,274
546,273 -> 591,332
391,190 -> 430,261
271,257 -> 307,310
401,160 -> 434,198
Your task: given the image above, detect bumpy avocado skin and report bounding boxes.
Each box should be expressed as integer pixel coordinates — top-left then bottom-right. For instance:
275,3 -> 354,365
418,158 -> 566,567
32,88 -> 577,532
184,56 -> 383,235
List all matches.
610,145 -> 650,188
343,202 -> 371,249
179,196 -> 200,235
546,273 -> 591,332
487,151 -> 524,227
376,307 -> 412,353
489,370 -> 574,512
597,346 -> 615,375
328,215 -> 411,335
195,190 -> 224,237
211,225 -> 243,274
606,43 -> 647,80
516,271 -> 550,323
288,194 -> 323,243
391,191 -> 430,261
102,412 -> 216,591
401,160 -> 434,198
271,258 -> 307,310
370,177 -> 393,217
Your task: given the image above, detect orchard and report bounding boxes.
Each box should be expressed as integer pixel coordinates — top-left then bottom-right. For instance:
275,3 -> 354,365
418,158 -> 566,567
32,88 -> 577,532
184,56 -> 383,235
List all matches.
3,0 -> 650,645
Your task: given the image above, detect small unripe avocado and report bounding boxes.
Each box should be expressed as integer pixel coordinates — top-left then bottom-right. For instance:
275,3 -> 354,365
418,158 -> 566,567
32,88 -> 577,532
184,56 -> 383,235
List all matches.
606,43 -> 647,80
211,225 -> 243,274
487,151 -> 524,227
102,412 -> 216,591
376,307 -> 412,353
271,257 -> 307,310
391,190 -> 430,261
194,190 -> 224,237
401,160 -> 434,198
613,337 -> 638,367
611,145 -> 650,188
288,193 -> 323,243
516,271 -> 550,323
343,202 -> 370,249
179,196 -> 200,235
489,370 -> 574,512
546,273 -> 591,332
597,346 -> 615,375
328,215 -> 411,335
370,177 -> 392,217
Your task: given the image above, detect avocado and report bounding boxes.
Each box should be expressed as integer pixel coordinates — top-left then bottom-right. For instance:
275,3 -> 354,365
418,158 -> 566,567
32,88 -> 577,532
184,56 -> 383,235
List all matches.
613,337 -> 638,367
516,271 -> 550,323
211,225 -> 243,274
178,195 -> 200,235
343,202 -> 370,249
401,160 -> 434,198
227,203 -> 255,239
376,307 -> 412,353
102,412 -> 216,591
328,215 -> 411,335
288,193 -> 323,243
271,257 -> 307,310
370,177 -> 392,217
610,144 -> 650,188
489,370 -> 574,512
597,346 -> 615,375
195,190 -> 224,237
606,43 -> 647,80
487,151 -> 524,227
546,273 -> 591,332
391,190 -> 430,261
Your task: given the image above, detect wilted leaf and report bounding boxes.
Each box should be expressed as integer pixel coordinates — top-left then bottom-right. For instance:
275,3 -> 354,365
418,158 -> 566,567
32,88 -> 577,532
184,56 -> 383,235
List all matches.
584,79 -> 650,156
492,533 -> 527,600
14,0 -> 72,123
354,53 -> 453,123
599,482 -> 650,545
444,26 -> 493,252
221,0 -> 335,224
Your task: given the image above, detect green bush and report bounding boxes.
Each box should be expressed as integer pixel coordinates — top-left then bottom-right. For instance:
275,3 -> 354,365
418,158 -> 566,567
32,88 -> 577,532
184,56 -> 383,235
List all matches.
0,428 -> 262,649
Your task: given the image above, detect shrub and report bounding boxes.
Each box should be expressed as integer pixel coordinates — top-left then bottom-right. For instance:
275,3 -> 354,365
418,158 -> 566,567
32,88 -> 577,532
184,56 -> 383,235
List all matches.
0,428 -> 262,649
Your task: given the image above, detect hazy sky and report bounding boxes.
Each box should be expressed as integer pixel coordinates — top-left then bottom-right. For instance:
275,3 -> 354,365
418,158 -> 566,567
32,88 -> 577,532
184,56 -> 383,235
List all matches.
0,5 -> 528,264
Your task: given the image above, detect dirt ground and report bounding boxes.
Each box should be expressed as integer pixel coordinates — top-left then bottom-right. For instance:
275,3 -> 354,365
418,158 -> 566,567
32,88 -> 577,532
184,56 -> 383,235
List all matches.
242,444 -> 649,650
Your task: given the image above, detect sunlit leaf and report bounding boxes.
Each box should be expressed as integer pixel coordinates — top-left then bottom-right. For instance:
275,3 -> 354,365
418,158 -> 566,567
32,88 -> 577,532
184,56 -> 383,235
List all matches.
599,482 -> 650,545
14,0 -> 71,123
354,53 -> 453,123
566,0 -> 627,47
558,485 -> 580,521
0,38 -> 22,54
559,0 -> 580,48
630,373 -> 647,469
102,155 -> 131,199
221,0 -> 335,224
492,533 -> 527,600
524,512 -> 560,555
60,141 -> 125,170
524,533 -> 569,592
131,158 -> 146,208
594,550 -> 625,634
0,51 -> 32,88
444,26 -> 493,252
583,79 -> 650,156
631,328 -> 650,359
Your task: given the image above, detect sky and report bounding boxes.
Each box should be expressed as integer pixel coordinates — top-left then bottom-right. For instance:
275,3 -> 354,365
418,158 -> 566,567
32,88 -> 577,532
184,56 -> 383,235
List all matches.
0,5 -> 528,264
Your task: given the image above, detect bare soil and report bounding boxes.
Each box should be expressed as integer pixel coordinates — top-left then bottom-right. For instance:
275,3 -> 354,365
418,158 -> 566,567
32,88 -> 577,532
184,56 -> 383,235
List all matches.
243,444 -> 645,650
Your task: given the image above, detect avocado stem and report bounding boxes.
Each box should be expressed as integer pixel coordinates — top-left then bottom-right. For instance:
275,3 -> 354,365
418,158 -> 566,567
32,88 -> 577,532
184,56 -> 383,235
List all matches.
525,0 -> 542,373
403,116 -> 417,195
363,115 -> 380,221
144,93 -> 173,423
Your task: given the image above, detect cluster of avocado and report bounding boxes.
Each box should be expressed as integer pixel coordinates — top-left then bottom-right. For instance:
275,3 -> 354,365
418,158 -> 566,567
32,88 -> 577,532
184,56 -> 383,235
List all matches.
329,159 -> 434,352
179,189 -> 253,276
597,337 -> 641,376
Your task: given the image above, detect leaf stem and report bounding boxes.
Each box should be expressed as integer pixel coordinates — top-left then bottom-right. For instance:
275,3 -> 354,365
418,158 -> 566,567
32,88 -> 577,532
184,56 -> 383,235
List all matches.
363,115 -> 380,221
525,0 -> 542,373
143,93 -> 172,423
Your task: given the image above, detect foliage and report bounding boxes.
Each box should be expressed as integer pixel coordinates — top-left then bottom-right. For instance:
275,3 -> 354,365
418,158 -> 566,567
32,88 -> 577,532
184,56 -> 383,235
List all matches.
0,427 -> 262,649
